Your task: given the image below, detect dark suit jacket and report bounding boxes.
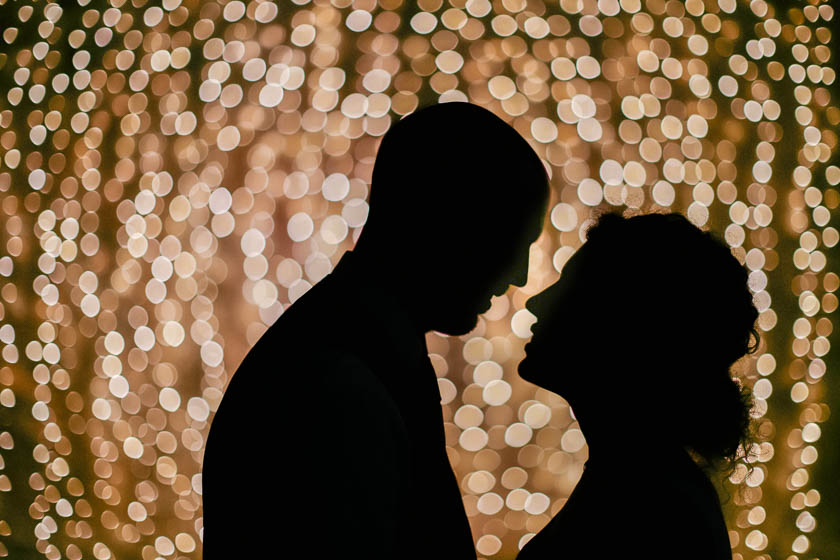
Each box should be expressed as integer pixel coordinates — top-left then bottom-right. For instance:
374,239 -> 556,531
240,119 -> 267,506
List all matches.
203,251 -> 476,558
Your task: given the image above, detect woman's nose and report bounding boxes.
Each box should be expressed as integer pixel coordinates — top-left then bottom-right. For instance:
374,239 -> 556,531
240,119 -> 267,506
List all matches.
525,295 -> 537,315
525,280 -> 560,318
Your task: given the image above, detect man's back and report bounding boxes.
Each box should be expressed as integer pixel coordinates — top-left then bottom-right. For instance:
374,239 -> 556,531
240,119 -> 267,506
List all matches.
202,253 -> 476,558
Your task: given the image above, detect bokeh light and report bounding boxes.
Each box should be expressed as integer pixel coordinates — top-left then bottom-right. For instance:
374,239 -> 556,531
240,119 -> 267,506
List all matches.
0,0 -> 837,558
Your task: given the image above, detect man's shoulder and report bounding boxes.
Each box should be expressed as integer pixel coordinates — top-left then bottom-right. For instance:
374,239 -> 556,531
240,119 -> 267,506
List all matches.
239,283 -> 347,368
251,321 -> 400,418
263,279 -> 336,336
314,352 -> 401,421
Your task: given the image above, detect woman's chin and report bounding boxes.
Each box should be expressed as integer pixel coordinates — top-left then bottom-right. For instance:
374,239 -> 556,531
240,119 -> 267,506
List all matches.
518,353 -> 567,396
517,354 -> 540,384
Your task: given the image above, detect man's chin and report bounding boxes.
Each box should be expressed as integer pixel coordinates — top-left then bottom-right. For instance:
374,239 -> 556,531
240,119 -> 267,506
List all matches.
517,353 -> 547,386
517,356 -> 534,382
432,314 -> 480,337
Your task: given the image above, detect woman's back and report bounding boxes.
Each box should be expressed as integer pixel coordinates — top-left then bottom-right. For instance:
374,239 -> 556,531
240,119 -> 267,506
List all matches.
517,446 -> 732,559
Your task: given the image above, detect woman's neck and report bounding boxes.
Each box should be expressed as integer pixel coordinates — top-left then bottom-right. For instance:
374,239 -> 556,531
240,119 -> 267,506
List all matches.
568,397 -> 677,466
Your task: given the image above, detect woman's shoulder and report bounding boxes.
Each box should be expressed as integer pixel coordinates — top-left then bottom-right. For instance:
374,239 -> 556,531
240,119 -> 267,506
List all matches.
642,450 -> 732,554
590,448 -> 731,546
517,451 -> 732,559
658,448 -> 724,503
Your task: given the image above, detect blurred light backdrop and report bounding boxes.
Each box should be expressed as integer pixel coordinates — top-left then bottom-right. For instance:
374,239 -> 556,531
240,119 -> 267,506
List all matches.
0,0 -> 838,558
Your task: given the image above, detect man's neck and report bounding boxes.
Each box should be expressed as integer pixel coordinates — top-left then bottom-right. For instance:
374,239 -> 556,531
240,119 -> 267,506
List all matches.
343,249 -> 431,337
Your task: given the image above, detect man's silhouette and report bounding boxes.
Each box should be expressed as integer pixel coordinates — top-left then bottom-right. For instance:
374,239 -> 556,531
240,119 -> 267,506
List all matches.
203,102 -> 549,558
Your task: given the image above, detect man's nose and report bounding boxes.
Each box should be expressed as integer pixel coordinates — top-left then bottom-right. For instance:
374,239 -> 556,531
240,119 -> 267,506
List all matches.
511,263 -> 528,287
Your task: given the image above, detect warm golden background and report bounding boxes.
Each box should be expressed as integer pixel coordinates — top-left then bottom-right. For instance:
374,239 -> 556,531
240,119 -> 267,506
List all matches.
0,0 -> 838,558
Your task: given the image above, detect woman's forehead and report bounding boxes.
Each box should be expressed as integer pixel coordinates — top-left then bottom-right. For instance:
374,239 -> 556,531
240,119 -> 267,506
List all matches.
561,242 -> 622,281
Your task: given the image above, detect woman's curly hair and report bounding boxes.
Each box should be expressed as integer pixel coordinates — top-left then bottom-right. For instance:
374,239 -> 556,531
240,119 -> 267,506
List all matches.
584,211 -> 760,472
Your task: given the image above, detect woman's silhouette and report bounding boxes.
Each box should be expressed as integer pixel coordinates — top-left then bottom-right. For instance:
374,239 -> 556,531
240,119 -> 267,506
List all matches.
517,212 -> 759,559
